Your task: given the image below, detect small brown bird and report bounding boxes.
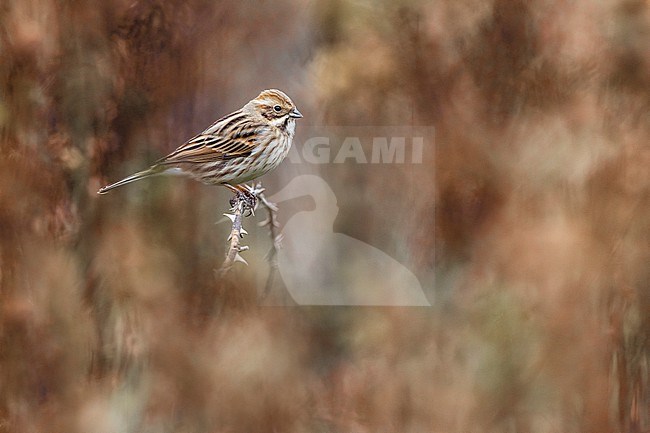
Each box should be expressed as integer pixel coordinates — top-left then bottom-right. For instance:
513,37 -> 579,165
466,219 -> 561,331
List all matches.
98,89 -> 302,195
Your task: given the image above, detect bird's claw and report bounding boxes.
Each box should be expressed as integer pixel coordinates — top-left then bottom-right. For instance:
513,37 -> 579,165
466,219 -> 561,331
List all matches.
229,190 -> 257,215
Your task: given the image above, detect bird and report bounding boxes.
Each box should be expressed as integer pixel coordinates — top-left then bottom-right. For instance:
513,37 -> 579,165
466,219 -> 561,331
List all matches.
97,89 -> 302,196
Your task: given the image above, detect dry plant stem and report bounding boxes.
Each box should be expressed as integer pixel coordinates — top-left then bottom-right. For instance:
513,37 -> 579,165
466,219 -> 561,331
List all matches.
258,193 -> 281,299
218,183 -> 268,275
219,197 -> 251,275
218,183 -> 282,296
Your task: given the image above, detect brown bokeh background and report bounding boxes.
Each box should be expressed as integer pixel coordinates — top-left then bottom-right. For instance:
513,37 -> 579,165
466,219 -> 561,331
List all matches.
1,0 -> 649,432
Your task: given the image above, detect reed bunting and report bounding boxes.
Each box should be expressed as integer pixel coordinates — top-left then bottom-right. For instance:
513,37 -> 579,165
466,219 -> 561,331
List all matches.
98,89 -> 302,195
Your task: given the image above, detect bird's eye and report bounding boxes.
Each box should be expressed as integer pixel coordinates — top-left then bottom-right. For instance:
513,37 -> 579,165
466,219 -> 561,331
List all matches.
273,105 -> 282,112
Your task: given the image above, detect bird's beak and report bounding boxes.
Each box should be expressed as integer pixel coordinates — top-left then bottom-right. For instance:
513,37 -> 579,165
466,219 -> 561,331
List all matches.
289,108 -> 303,118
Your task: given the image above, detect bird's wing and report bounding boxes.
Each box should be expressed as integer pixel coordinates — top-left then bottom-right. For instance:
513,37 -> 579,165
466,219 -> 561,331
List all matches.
157,110 -> 265,165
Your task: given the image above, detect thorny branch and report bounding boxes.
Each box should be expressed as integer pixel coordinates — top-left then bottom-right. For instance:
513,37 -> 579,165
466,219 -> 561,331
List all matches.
218,184 -> 259,275
218,183 -> 281,290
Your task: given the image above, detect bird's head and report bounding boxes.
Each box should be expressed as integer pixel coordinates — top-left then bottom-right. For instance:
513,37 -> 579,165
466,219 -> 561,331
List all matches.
247,89 -> 302,131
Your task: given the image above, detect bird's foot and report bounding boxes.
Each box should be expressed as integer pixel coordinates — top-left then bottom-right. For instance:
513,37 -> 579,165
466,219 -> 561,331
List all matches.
225,183 -> 267,216
232,191 -> 256,216
228,186 -> 261,216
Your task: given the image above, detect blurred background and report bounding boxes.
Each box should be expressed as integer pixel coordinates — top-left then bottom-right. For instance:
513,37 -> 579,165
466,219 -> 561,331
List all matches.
1,0 -> 649,431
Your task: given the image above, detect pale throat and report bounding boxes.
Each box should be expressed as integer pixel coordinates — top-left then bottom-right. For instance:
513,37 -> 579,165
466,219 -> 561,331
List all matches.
271,116 -> 296,137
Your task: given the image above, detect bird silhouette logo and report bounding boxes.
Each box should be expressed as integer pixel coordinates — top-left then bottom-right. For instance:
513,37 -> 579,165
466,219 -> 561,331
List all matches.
267,175 -> 430,306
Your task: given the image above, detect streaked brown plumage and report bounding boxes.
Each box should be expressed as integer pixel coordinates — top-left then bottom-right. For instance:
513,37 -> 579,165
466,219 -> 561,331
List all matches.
98,89 -> 302,194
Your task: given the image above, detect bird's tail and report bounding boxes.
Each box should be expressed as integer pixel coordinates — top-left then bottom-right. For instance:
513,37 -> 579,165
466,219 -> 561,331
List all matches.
97,165 -> 165,194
